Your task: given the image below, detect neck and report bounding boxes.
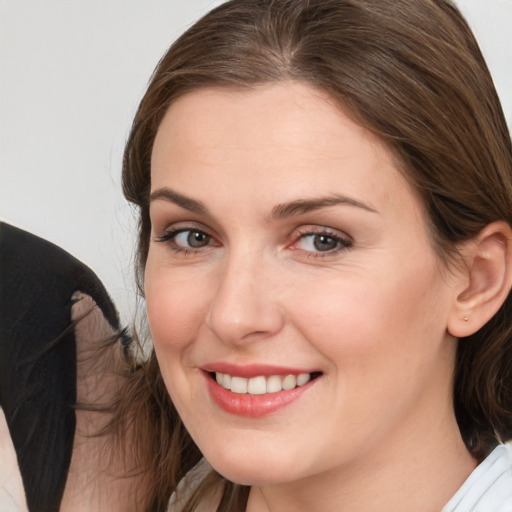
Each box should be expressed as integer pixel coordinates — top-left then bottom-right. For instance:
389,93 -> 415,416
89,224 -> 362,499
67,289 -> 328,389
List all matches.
246,405 -> 476,512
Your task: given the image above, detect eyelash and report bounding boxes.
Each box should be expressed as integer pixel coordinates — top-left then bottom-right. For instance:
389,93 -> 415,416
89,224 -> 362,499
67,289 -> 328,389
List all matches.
154,228 -> 216,255
154,226 -> 352,258
291,228 -> 352,258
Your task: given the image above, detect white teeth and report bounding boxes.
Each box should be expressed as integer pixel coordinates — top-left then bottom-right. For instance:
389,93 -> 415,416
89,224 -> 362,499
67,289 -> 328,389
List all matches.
282,374 -> 297,390
247,376 -> 267,395
230,376 -> 248,394
266,375 -> 282,393
297,373 -> 311,386
221,373 -> 232,389
214,372 -> 314,394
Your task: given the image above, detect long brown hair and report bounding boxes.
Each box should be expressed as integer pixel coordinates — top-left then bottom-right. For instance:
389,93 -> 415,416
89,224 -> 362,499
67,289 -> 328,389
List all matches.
118,0 -> 512,509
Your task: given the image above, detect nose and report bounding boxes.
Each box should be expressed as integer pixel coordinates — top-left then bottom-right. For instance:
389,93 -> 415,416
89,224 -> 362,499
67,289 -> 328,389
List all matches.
205,251 -> 285,346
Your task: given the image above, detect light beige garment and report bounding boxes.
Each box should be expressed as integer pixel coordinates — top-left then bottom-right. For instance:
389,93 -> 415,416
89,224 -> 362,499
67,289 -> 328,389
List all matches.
168,459 -> 221,512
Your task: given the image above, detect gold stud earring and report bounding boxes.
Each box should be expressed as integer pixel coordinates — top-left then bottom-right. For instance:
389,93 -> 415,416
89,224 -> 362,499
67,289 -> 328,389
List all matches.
463,316 -> 469,322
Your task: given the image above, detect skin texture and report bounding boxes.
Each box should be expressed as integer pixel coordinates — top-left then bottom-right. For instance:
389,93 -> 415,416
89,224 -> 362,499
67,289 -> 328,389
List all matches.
145,82 -> 478,512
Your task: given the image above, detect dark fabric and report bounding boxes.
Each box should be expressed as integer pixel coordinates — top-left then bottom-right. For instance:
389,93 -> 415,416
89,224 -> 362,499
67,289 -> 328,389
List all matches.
0,222 -> 120,512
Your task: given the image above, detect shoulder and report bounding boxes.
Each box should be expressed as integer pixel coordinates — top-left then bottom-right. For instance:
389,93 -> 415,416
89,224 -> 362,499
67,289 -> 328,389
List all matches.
168,459 -> 221,512
442,443 -> 512,512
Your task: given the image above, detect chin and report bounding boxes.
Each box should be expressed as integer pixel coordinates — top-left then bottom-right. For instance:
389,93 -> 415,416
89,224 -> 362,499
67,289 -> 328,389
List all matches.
201,441 -> 305,487
211,462 -> 293,487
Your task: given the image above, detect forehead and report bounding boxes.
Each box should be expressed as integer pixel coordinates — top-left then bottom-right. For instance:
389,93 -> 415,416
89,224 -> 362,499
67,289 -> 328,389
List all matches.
153,83 -> 381,164
150,82 -> 420,219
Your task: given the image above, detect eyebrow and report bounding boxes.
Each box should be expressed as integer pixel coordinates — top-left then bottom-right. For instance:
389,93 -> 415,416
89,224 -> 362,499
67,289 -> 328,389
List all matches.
149,187 -> 378,219
150,187 -> 210,215
270,194 -> 378,219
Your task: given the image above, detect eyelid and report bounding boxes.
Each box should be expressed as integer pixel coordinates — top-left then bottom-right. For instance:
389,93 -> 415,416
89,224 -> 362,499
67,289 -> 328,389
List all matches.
291,225 -> 352,241
153,223 -> 220,255
152,222 -> 352,259
288,225 -> 353,257
153,220 -> 213,240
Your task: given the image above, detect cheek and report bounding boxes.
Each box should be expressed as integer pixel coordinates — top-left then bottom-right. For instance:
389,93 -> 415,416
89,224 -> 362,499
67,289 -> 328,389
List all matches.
288,258 -> 451,372
144,259 -> 214,414
283,261 -> 455,450
144,259 -> 211,353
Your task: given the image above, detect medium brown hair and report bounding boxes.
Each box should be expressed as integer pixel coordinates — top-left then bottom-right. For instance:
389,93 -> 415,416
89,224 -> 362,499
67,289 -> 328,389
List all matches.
119,0 -> 512,509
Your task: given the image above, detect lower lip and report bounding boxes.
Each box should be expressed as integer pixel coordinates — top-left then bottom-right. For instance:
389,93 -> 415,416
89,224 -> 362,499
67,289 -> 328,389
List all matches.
204,372 -> 316,417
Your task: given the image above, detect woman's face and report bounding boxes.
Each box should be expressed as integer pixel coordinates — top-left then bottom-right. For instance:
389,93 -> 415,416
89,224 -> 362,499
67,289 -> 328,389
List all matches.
145,82 -> 460,485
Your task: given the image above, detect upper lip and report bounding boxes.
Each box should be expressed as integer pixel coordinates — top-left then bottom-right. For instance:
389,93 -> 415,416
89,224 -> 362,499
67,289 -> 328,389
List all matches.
201,362 -> 319,378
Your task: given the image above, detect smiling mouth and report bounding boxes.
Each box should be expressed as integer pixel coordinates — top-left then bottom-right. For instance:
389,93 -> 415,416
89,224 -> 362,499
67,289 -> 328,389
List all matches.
210,371 -> 322,395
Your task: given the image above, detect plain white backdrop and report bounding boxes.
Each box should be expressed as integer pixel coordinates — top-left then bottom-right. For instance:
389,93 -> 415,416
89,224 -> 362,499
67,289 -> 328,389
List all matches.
0,0 -> 511,327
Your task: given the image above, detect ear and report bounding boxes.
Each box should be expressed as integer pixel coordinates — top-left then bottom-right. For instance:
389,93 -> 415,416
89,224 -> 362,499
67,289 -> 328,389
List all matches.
448,221 -> 512,338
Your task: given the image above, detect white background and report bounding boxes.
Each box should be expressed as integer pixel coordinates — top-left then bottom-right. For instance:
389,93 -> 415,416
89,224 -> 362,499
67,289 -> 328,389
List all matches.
1,0 -> 511,326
